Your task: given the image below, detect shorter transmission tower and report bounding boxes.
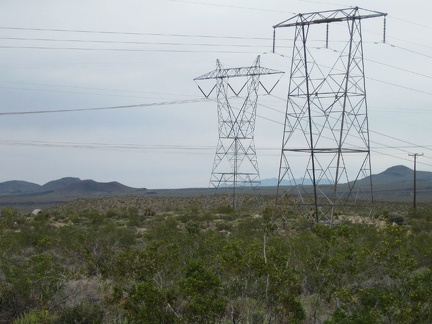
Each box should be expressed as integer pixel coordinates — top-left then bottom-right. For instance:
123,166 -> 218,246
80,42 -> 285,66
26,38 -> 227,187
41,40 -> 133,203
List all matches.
194,56 -> 283,208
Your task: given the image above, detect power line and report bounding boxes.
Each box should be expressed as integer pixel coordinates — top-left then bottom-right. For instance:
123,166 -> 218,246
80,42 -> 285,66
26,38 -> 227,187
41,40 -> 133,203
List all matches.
391,16 -> 432,31
0,98 -> 206,116
0,139 -> 216,154
0,45 -> 260,54
386,42 -> 432,60
0,85 -> 179,100
0,26 -> 356,46
0,80 -> 197,99
0,26 -> 272,41
0,36 -> 273,49
168,0 -> 295,14
168,0 -> 351,14
370,130 -> 432,158
365,58 -> 432,80
367,76 -> 432,96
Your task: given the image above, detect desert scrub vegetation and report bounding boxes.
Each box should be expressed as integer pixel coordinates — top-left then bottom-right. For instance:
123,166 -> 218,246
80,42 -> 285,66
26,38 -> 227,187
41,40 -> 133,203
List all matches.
0,198 -> 432,323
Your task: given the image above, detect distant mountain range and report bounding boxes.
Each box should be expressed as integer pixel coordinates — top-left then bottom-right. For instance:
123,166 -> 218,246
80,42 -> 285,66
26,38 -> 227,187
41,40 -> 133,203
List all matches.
0,165 -> 430,206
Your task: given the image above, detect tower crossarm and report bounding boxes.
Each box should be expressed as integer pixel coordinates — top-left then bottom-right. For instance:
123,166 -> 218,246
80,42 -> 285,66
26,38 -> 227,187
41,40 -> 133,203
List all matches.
284,148 -> 370,154
273,7 -> 387,28
194,67 -> 283,81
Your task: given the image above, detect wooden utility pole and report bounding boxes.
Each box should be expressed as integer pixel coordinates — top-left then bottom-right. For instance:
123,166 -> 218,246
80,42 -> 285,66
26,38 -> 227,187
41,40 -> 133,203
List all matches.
409,153 -> 423,210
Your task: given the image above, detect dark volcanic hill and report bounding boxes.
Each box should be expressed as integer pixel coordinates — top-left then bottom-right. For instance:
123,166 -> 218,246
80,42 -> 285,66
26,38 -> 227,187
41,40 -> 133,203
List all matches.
0,178 -> 144,197
41,177 -> 81,192
0,178 -> 146,211
358,165 -> 432,186
0,180 -> 41,195
56,179 -> 138,196
374,165 -> 414,184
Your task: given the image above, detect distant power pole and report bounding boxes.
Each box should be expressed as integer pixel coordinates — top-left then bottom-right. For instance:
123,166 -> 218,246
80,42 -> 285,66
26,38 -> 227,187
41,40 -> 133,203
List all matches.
194,56 -> 283,208
273,7 -> 387,224
409,153 -> 423,210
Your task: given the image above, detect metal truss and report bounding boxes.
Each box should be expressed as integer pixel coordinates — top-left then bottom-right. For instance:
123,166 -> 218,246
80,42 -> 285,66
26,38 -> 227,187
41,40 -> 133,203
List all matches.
273,7 -> 387,223
195,56 -> 283,208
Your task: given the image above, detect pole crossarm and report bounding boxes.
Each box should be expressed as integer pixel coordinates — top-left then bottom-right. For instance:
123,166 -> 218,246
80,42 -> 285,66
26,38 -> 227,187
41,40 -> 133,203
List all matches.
273,7 -> 387,28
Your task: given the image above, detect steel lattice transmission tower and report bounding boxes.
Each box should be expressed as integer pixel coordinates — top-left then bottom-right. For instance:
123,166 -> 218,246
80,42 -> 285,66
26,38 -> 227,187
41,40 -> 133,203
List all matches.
195,56 -> 283,208
273,7 -> 387,223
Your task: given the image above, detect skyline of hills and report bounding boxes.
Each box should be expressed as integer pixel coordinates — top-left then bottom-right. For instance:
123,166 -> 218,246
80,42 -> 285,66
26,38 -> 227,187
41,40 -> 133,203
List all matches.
0,164 -> 429,197
0,164 -> 430,212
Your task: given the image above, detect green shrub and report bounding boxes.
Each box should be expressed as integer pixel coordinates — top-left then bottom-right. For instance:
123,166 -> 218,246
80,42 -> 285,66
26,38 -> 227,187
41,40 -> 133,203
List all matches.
56,303 -> 104,324
180,260 -> 227,323
13,309 -> 56,324
125,281 -> 176,323
216,204 -> 235,214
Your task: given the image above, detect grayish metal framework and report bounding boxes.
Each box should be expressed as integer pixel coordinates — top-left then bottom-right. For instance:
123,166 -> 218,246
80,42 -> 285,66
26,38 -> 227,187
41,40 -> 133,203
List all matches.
273,7 -> 387,223
194,56 -> 283,208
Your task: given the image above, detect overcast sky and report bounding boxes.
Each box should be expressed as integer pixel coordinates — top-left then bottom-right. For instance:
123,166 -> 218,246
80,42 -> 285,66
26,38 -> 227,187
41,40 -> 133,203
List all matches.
0,0 -> 430,189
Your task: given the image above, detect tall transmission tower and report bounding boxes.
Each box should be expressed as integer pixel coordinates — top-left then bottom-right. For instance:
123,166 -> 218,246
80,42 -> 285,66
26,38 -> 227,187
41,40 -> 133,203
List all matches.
194,56 -> 283,208
273,7 -> 387,223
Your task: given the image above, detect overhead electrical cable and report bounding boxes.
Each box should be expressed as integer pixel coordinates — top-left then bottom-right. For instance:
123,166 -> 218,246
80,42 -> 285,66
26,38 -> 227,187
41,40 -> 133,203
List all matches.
0,26 -> 273,41
168,0 -> 295,14
363,27 -> 432,50
0,45 -> 260,54
0,98 -> 206,116
168,0 -> 348,14
391,16 -> 432,31
0,139 -> 280,154
367,76 -> 432,96
0,26 -> 346,45
0,85 -> 180,100
0,80 -> 196,97
386,42 -> 432,60
294,0 -> 347,6
0,36 -> 274,49
0,139 -> 216,154
370,130 -> 432,158
365,58 -> 432,80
